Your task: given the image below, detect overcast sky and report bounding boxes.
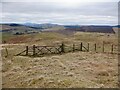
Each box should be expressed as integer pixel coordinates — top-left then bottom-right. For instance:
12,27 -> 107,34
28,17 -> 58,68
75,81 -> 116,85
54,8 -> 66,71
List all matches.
1,0 -> 119,25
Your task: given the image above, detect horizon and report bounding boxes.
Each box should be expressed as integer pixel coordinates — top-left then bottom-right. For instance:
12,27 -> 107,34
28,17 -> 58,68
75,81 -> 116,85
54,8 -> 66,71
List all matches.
0,22 -> 118,26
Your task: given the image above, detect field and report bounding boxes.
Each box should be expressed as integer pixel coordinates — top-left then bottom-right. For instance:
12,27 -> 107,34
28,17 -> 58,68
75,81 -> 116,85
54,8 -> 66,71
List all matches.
1,31 -> 119,88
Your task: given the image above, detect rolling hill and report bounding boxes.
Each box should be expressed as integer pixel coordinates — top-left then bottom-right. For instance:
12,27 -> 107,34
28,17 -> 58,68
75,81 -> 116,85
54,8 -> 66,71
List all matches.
0,23 -> 116,35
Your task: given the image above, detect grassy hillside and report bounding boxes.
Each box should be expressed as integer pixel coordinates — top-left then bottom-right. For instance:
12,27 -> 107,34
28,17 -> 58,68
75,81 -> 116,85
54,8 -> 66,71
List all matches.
2,31 -> 117,44
1,30 -> 118,88
2,45 -> 118,88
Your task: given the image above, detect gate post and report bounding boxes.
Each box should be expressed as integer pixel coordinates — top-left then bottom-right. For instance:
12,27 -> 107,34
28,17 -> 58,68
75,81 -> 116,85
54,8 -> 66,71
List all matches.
102,42 -> 104,53
73,44 -> 75,52
61,43 -> 65,53
80,42 -> 82,51
26,46 -> 28,55
33,45 -> 36,56
111,44 -> 114,54
95,43 -> 97,52
88,43 -> 89,52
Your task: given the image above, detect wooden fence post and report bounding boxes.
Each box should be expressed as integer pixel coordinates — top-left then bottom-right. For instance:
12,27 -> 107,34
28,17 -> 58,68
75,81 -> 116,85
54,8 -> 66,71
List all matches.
111,44 -> 114,54
95,43 -> 97,52
33,45 -> 36,56
73,44 -> 75,52
5,48 -> 8,57
80,42 -> 82,51
102,42 -> 104,53
26,46 -> 28,55
88,43 -> 89,52
61,43 -> 65,53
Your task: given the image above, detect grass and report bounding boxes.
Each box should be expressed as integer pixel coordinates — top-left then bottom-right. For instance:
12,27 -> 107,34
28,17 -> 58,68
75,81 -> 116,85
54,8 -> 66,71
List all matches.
1,31 -> 118,88
2,51 -> 118,88
74,32 -> 117,44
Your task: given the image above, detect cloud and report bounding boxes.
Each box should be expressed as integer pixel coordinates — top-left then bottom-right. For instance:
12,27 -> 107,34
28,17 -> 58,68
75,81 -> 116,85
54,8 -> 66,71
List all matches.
1,0 -> 119,2
1,1 -> 118,25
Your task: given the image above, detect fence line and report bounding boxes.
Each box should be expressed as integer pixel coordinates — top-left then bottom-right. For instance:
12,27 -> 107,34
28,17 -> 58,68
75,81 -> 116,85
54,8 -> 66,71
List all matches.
16,42 -> 119,57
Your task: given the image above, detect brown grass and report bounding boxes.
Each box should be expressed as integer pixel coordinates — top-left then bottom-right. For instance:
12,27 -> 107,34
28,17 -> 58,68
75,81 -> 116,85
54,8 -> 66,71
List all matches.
1,31 -> 118,88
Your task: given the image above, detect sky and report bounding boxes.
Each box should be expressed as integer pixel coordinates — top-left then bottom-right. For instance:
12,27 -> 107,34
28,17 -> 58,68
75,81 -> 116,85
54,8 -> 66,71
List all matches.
1,0 -> 119,25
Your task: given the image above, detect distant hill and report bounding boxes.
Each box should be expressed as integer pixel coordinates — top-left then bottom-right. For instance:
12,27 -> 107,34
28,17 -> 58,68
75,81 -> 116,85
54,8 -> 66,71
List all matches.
23,23 -> 59,29
62,25 -> 115,34
0,23 -> 116,35
0,23 -> 40,34
80,26 -> 115,33
9,23 -> 23,27
113,25 -> 120,28
64,25 -> 81,29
